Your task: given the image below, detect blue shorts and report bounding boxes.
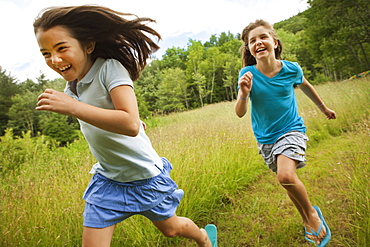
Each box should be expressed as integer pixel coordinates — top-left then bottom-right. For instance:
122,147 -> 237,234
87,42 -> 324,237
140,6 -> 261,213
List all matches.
257,131 -> 308,173
82,158 -> 184,228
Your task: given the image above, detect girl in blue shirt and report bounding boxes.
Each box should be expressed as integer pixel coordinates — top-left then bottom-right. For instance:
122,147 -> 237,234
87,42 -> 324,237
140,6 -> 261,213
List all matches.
34,5 -> 214,247
235,19 -> 336,247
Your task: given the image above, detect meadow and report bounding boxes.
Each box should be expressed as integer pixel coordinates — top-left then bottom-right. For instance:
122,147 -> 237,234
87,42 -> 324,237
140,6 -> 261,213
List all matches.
1,77 -> 369,246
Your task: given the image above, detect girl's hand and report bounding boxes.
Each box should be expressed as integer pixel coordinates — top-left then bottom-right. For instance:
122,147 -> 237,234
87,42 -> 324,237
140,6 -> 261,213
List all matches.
36,89 -> 76,115
320,106 -> 337,120
235,71 -> 253,118
238,71 -> 253,97
36,86 -> 141,136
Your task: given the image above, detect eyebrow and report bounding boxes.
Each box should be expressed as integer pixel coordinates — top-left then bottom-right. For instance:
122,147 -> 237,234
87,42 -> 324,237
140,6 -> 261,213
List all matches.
40,41 -> 68,52
249,32 -> 269,41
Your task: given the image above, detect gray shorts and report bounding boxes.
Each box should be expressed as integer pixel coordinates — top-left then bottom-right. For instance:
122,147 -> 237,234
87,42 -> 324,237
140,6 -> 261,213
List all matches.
257,131 -> 309,173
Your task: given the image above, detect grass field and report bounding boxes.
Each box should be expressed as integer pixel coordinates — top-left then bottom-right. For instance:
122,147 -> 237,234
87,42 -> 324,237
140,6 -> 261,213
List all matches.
1,77 -> 369,246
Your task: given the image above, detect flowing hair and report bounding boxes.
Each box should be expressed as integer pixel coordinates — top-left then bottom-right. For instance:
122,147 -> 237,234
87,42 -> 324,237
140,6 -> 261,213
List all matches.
239,19 -> 283,67
33,5 -> 161,81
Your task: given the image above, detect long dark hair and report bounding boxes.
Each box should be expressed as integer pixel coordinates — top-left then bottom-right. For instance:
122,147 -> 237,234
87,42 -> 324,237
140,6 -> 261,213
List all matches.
33,5 -> 161,81
239,19 -> 283,67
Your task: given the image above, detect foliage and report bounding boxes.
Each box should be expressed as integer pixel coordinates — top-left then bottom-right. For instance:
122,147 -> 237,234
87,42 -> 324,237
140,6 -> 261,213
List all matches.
276,29 -> 299,62
160,46 -> 188,70
303,0 -> 370,81
7,91 -> 41,137
0,129 -> 58,178
0,69 -> 19,135
0,129 -> 27,178
157,68 -> 187,113
274,13 -> 306,34
1,0 -> 369,136
134,60 -> 162,115
39,113 -> 79,146
0,70 -> 79,143
135,33 -> 243,114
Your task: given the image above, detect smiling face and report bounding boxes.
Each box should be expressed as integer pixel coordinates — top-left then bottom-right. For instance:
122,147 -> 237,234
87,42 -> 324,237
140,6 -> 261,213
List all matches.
36,25 -> 95,82
247,26 -> 278,62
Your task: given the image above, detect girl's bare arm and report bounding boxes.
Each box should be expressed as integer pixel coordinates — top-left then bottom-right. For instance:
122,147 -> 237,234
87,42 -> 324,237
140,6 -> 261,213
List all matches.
298,78 -> 336,120
36,85 -> 141,136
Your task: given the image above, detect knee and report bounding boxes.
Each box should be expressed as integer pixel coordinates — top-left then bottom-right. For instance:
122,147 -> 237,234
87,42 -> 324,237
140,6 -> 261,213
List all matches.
277,172 -> 296,187
161,228 -> 179,238
154,216 -> 191,238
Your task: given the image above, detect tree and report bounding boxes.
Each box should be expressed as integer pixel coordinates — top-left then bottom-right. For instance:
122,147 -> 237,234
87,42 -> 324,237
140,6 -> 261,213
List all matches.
7,91 -> 40,137
0,69 -> 19,135
219,39 -> 242,57
18,74 -> 49,93
204,34 -> 218,48
304,0 -> 370,80
157,68 -> 188,113
161,47 -> 188,70
276,29 -> 299,62
135,60 -> 162,113
192,71 -> 207,107
40,113 -> 79,146
200,47 -> 223,103
220,39 -> 243,100
217,31 -> 236,47
274,14 -> 306,34
186,40 -> 205,107
46,78 -> 68,92
222,54 -> 241,101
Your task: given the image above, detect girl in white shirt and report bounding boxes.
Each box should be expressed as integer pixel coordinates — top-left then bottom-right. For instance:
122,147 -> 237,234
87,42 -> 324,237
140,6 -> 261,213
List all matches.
34,5 -> 215,247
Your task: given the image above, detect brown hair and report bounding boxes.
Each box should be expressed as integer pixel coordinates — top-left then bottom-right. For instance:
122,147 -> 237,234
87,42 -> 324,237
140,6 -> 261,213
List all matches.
239,19 -> 283,67
33,5 -> 161,81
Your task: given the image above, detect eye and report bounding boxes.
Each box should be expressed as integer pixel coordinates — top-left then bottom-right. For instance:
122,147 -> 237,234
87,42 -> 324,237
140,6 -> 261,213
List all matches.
57,46 -> 67,52
42,52 -> 51,58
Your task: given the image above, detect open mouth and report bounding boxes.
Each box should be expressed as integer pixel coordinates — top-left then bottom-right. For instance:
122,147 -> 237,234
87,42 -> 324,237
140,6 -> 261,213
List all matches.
256,48 -> 266,53
59,64 -> 71,72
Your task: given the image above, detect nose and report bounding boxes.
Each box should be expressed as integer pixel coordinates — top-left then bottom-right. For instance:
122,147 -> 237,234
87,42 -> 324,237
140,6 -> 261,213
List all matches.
51,54 -> 62,65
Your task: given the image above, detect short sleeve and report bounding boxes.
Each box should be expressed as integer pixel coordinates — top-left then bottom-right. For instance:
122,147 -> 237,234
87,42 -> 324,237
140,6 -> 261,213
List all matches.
292,62 -> 304,86
100,59 -> 134,92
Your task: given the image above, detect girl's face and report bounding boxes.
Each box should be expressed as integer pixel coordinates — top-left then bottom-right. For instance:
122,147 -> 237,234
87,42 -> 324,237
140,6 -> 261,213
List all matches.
247,26 -> 278,62
36,25 -> 95,82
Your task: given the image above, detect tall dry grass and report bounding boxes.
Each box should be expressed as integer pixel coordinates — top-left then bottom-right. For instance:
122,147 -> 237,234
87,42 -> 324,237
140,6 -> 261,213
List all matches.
0,77 -> 369,246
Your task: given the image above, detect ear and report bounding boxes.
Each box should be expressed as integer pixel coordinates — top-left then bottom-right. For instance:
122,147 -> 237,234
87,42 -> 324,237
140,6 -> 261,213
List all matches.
85,41 -> 96,54
274,40 -> 278,49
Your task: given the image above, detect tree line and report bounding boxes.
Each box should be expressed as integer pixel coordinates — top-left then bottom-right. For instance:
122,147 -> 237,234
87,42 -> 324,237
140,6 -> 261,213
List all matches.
136,0 -> 370,115
0,0 -> 368,144
0,72 -> 79,144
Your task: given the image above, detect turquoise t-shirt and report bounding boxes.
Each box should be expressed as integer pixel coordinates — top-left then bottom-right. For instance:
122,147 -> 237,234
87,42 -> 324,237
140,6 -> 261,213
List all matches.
239,60 -> 306,144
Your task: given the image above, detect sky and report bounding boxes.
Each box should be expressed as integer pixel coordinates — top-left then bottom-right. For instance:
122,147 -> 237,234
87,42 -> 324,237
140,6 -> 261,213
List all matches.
0,0 -> 309,82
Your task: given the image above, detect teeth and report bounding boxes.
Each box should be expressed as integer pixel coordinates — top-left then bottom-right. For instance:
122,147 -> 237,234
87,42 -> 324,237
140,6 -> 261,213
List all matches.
59,65 -> 71,72
257,48 -> 266,52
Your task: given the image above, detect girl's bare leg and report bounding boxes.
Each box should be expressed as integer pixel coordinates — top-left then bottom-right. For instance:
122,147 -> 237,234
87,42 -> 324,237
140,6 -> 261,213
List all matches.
152,214 -> 211,247
82,225 -> 116,247
287,191 -> 308,223
276,155 -> 326,244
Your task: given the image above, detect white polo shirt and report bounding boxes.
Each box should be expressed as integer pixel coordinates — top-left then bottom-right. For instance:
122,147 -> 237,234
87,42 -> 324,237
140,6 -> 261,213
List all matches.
64,58 -> 163,182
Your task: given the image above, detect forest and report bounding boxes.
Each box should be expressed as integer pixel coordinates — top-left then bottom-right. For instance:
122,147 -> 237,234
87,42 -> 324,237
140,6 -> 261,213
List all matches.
0,0 -> 369,144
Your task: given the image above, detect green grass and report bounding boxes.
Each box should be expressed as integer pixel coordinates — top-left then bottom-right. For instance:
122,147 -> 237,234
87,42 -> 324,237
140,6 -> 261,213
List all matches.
0,77 -> 369,246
